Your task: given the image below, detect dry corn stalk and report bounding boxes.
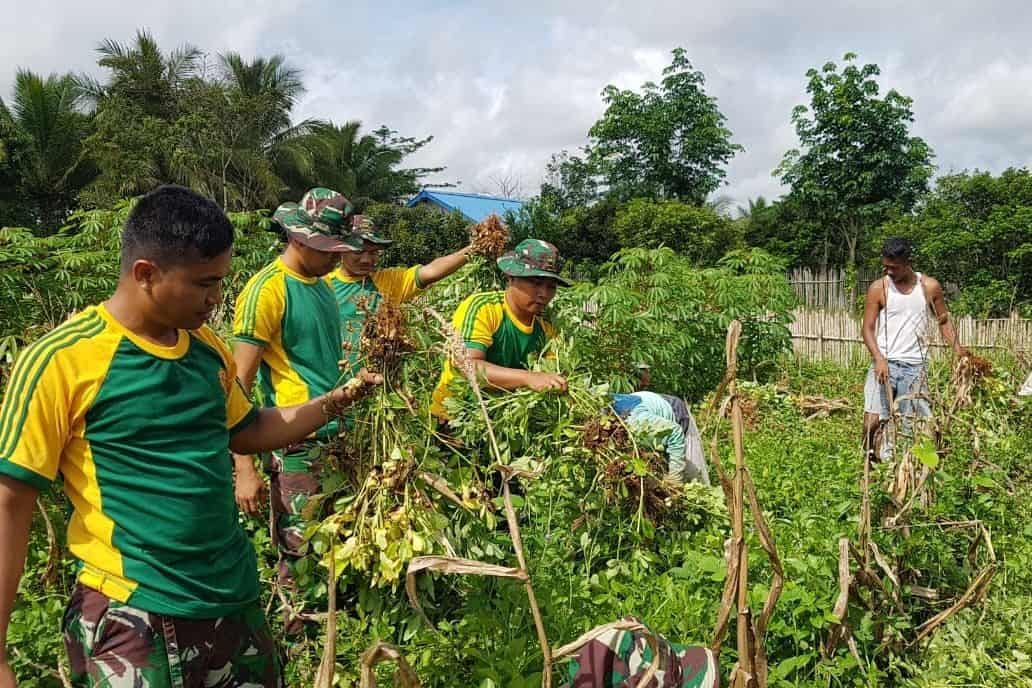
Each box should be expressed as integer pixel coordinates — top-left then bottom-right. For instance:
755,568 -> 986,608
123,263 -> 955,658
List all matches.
910,523 -> 997,647
823,539 -> 857,661
405,555 -> 528,629
314,541 -> 338,688
829,504 -> 998,659
359,642 -> 422,688
707,321 -> 783,688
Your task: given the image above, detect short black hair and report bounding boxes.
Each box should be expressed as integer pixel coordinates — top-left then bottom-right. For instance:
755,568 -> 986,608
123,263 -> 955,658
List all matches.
121,185 -> 234,272
882,237 -> 913,262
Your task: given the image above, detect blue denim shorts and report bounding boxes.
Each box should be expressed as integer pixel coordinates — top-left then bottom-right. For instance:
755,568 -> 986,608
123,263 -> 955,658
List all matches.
864,361 -> 931,420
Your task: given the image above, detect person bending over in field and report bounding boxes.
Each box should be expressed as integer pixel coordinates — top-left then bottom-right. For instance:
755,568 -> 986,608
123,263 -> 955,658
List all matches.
431,239 -> 570,420
229,188 -> 356,624
861,237 -> 967,460
330,214 -> 473,376
0,186 -> 378,688
611,391 -> 710,486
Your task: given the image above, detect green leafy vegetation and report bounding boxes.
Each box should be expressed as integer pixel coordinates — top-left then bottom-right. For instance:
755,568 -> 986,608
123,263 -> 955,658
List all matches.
5,242 -> 1032,687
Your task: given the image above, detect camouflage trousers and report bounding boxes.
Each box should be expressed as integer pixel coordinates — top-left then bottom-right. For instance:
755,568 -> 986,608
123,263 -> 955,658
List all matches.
62,584 -> 282,688
265,442 -> 325,587
563,619 -> 719,688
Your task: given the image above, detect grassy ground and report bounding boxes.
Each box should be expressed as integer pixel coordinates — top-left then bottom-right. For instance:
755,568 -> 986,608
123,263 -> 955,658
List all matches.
9,357 -> 1032,687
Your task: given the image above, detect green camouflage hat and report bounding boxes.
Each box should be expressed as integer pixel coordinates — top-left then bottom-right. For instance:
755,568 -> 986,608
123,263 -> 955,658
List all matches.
497,239 -> 571,287
274,187 -> 354,252
340,214 -> 393,252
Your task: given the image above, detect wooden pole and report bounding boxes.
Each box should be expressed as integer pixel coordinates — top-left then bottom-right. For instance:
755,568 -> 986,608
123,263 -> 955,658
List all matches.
731,389 -> 753,683
726,321 -> 755,686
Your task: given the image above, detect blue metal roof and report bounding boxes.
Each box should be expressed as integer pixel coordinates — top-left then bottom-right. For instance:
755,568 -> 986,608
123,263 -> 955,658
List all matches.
406,190 -> 524,223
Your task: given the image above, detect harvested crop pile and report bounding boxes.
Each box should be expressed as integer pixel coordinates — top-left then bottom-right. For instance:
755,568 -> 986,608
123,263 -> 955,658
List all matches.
599,452 -> 684,523
360,301 -> 414,376
581,413 -> 629,451
469,214 -> 510,259
582,412 -> 693,526
946,352 -> 995,412
797,394 -> 850,420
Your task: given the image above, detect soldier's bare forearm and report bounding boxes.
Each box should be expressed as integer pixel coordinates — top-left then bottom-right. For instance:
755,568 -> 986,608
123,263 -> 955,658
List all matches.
417,246 -> 472,287
230,395 -> 338,454
473,359 -> 535,390
230,371 -> 381,454
231,341 -> 264,394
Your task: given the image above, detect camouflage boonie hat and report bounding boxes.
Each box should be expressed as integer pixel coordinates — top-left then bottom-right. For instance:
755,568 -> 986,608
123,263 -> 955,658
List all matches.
274,187 -> 354,252
497,238 -> 572,287
340,215 -> 393,252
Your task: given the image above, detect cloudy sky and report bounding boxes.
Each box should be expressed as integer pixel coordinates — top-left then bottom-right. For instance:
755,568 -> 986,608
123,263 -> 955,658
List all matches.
4,1 -> 1031,206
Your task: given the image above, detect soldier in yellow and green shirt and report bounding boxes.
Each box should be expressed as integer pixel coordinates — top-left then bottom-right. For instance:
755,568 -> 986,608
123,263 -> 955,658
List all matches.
329,215 -> 473,375
431,239 -> 572,419
0,186 -> 377,687
230,188 -> 355,598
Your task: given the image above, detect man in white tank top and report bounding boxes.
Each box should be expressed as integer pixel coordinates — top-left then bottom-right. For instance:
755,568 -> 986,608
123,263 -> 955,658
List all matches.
861,238 -> 967,459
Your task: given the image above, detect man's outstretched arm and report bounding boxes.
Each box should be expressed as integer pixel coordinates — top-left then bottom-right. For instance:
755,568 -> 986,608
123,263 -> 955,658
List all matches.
416,245 -> 473,288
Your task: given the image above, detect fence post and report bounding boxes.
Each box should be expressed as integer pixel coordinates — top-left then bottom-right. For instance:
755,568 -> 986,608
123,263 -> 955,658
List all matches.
818,312 -> 826,360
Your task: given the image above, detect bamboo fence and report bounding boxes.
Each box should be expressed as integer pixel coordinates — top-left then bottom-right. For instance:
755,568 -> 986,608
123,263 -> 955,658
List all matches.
789,308 -> 1032,365
788,267 -> 881,310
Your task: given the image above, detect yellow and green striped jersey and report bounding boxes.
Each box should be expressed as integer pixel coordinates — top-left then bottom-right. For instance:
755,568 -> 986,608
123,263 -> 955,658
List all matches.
234,258 -> 342,437
431,291 -> 555,418
0,305 -> 259,617
327,266 -> 423,375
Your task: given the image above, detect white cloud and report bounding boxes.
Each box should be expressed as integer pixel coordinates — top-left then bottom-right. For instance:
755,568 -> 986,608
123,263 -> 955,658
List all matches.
936,61 -> 1032,137
2,0 -> 303,102
5,0 -> 1032,204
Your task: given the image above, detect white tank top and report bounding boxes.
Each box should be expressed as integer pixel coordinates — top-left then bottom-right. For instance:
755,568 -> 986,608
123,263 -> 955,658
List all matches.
877,273 -> 928,364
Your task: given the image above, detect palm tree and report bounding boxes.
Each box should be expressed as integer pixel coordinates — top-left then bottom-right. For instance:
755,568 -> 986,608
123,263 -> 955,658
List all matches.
70,31 -> 202,205
0,70 -> 96,232
76,29 -> 201,117
218,52 -> 321,207
299,122 -> 438,205
736,195 -> 769,219
219,53 -> 303,128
